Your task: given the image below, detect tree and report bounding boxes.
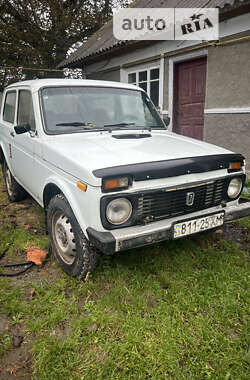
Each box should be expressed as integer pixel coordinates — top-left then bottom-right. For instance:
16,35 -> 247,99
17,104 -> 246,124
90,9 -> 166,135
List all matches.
0,0 -> 129,89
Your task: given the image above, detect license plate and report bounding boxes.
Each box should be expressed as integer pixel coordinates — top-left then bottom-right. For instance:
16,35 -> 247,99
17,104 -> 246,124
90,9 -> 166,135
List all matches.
173,212 -> 224,239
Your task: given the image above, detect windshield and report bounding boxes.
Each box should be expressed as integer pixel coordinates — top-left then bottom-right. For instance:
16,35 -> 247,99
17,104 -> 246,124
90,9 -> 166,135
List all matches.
40,86 -> 165,134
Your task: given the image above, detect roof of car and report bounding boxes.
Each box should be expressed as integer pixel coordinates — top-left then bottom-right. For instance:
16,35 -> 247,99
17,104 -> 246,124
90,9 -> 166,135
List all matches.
6,79 -> 143,92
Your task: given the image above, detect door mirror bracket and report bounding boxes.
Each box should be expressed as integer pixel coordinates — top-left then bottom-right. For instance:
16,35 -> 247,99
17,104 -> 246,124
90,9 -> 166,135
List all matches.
14,124 -> 32,135
163,116 -> 170,127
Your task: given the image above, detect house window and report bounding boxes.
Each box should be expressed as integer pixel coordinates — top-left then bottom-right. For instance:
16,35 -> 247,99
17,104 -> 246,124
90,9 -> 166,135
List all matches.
128,67 -> 160,107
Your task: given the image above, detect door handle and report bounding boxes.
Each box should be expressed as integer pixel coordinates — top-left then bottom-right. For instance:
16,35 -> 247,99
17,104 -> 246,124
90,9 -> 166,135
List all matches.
10,131 -> 14,137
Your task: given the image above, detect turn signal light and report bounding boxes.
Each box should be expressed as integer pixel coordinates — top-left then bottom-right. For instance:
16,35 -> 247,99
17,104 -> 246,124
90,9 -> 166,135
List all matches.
228,162 -> 242,172
103,177 -> 129,191
77,181 -> 87,192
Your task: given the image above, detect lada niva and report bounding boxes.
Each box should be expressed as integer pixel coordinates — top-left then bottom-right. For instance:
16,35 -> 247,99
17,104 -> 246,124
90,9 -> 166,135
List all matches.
0,79 -> 249,278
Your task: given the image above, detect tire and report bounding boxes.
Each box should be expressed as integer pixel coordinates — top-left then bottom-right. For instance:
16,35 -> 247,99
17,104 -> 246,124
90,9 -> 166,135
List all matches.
47,194 -> 99,279
2,160 -> 27,202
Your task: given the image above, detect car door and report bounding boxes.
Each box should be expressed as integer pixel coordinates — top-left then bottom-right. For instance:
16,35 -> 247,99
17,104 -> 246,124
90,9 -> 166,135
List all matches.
0,89 -> 18,174
9,88 -> 37,195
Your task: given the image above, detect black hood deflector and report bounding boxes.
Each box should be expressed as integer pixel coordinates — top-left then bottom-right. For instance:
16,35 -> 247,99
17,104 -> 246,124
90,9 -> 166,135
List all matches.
93,154 -> 245,181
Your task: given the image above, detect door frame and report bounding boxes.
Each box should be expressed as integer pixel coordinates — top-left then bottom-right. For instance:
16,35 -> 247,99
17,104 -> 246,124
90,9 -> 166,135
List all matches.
0,89 -> 18,173
168,49 -> 208,132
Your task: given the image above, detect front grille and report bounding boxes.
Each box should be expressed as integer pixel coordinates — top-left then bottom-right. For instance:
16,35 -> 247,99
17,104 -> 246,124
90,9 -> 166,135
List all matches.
137,178 -> 228,223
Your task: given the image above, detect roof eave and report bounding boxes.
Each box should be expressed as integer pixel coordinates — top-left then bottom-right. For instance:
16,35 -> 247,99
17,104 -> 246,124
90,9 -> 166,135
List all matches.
60,1 -> 250,69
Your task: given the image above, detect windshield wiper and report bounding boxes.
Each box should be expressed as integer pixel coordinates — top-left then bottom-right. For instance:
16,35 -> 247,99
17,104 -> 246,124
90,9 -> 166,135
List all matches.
148,125 -> 166,129
104,123 -> 135,128
56,122 -> 100,129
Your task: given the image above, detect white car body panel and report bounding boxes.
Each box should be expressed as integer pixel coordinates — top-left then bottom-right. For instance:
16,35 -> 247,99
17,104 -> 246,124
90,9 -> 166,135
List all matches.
0,79 -> 248,249
41,130 -> 231,187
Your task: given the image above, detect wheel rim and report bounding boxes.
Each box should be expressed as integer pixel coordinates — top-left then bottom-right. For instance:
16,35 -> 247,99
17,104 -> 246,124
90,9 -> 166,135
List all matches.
51,210 -> 76,265
5,167 -> 13,197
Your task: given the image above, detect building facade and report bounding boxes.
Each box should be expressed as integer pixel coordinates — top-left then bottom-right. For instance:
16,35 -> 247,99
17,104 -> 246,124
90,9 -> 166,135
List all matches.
59,0 -> 250,174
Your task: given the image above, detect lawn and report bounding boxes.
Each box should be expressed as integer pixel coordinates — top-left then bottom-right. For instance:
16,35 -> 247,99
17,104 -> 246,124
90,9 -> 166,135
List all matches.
0,172 -> 249,380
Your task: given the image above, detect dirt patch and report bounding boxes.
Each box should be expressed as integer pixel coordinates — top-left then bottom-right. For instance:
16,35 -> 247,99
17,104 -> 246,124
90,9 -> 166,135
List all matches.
222,223 -> 250,252
0,316 -> 32,380
0,342 -> 32,380
0,197 -> 45,233
0,175 -> 44,234
7,261 -> 62,287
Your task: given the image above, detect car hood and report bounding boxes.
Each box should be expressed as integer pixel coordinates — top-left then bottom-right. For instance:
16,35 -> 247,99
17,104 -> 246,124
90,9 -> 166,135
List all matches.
42,130 -> 233,186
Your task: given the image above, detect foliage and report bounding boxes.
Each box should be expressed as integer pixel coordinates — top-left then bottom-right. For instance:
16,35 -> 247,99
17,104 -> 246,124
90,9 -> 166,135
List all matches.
0,0 -> 130,89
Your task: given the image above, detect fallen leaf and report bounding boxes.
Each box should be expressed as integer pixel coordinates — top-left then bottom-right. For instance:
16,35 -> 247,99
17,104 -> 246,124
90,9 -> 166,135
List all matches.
6,364 -> 22,375
24,224 -> 30,230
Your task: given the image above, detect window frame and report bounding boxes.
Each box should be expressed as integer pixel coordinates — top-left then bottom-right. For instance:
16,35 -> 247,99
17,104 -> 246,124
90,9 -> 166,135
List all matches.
17,89 -> 36,132
3,90 -> 17,124
127,65 -> 160,107
39,85 -> 165,135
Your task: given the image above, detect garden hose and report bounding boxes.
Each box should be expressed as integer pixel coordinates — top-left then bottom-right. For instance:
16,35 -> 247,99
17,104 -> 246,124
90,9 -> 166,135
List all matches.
0,242 -> 34,277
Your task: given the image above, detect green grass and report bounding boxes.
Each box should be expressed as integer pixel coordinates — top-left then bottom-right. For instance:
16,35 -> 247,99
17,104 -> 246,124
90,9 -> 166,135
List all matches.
238,179 -> 250,228
238,217 -> 250,229
0,172 -> 250,379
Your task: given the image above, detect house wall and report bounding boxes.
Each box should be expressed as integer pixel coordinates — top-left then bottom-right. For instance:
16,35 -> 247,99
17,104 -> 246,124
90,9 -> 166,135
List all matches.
204,39 -> 250,175
205,114 -> 250,174
205,39 -> 250,109
86,69 -> 120,82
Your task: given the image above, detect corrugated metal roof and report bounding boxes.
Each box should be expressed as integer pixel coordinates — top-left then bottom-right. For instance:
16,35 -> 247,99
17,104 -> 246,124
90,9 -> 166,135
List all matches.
59,0 -> 248,68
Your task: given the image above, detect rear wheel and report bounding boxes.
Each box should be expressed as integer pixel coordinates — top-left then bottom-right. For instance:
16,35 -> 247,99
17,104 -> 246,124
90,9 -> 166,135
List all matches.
47,194 -> 99,279
2,161 -> 27,202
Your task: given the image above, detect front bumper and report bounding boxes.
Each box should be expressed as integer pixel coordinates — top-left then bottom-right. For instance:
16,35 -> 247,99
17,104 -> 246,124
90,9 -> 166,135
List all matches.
87,199 -> 250,255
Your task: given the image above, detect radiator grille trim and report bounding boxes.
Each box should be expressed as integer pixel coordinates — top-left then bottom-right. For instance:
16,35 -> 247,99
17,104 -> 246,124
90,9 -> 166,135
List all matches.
137,178 -> 228,223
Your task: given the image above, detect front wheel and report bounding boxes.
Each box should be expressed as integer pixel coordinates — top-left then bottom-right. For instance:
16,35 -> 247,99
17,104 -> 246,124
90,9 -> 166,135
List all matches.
2,161 -> 27,202
47,194 -> 99,279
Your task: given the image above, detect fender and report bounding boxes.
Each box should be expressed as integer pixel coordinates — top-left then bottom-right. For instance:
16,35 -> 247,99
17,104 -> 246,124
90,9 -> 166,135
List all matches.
41,175 -> 95,236
0,142 -> 17,179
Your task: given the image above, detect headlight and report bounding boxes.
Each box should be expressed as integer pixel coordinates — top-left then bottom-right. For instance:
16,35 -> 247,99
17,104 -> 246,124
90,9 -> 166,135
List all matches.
227,178 -> 242,199
106,198 -> 132,225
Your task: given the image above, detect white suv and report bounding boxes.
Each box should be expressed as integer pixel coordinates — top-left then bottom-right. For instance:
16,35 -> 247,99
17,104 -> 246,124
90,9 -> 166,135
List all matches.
0,79 -> 249,278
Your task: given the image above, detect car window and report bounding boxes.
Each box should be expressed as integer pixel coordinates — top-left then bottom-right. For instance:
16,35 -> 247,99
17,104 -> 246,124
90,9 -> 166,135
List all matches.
3,91 -> 16,124
41,86 -> 165,134
17,90 -> 36,131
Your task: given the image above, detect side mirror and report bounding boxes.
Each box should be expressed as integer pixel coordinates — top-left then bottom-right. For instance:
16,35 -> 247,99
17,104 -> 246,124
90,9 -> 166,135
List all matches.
14,124 -> 32,135
163,116 -> 170,127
